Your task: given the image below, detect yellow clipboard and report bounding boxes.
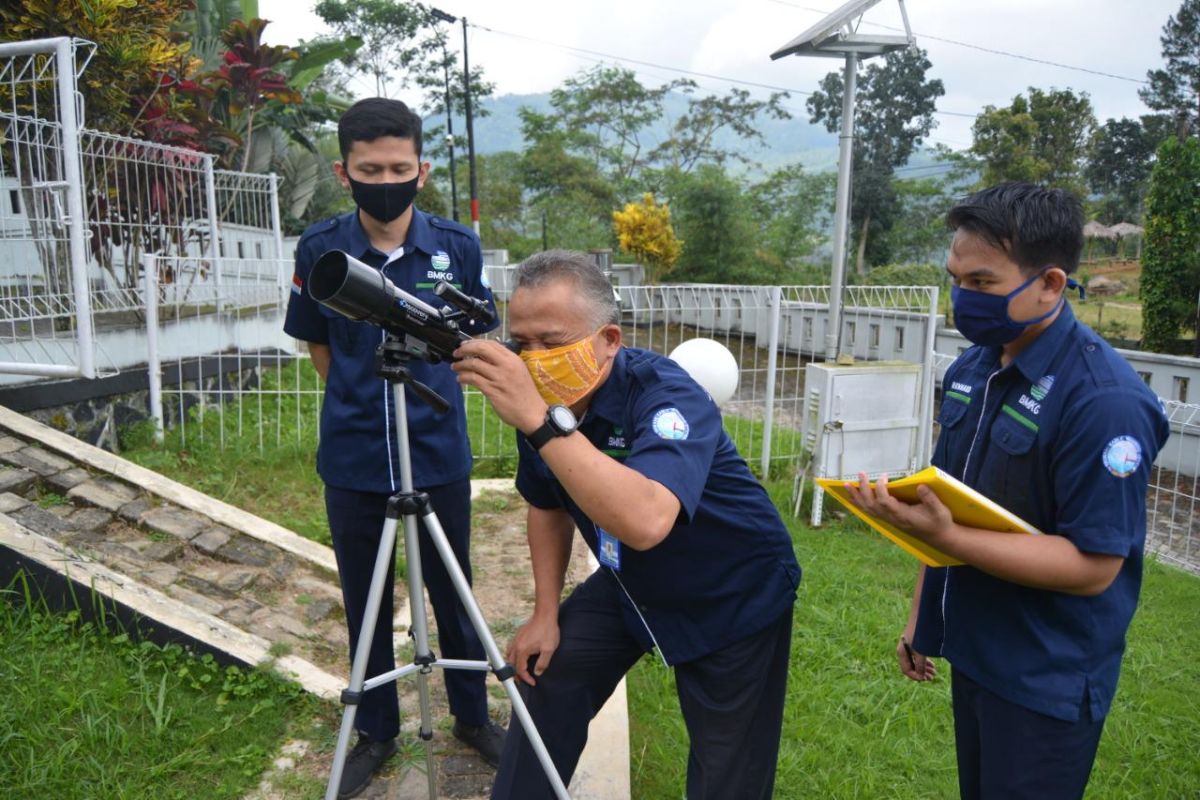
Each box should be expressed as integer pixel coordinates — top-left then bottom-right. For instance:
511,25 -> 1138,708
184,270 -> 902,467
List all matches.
815,467 -> 1043,567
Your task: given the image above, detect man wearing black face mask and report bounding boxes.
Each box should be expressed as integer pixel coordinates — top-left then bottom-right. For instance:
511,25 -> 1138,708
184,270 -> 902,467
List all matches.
283,98 -> 504,798
847,183 -> 1169,800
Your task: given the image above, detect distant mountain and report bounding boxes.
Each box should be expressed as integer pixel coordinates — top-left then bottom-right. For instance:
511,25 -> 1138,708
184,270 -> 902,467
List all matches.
424,90 -> 955,177
426,90 -> 841,174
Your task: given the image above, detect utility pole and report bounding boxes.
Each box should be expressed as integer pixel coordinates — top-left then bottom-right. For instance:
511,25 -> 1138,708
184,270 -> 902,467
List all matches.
441,41 -> 459,222
461,16 -> 480,237
429,8 -> 464,224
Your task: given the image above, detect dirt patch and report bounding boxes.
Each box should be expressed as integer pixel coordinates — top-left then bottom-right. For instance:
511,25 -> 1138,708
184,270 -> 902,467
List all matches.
258,485 -> 595,799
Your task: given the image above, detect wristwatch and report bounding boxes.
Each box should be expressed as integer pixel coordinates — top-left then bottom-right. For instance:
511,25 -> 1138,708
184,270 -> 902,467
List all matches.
527,404 -> 578,451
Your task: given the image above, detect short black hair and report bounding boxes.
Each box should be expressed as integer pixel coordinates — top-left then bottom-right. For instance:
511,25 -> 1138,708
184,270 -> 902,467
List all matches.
337,97 -> 423,161
946,182 -> 1084,275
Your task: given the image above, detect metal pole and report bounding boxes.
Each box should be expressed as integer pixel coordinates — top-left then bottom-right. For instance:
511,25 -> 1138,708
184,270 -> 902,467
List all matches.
204,155 -> 223,315
461,17 -> 480,237
826,51 -> 858,362
143,254 -> 164,444
268,172 -> 286,301
56,37 -> 96,379
442,43 -> 460,222
918,286 -> 939,466
761,286 -> 782,477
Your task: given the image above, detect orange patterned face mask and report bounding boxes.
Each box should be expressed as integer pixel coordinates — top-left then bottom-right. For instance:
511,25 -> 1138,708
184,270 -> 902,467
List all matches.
519,332 -> 603,406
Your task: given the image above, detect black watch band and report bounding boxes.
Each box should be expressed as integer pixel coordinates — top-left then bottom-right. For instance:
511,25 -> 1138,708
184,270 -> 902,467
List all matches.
528,405 -> 577,451
526,422 -> 558,451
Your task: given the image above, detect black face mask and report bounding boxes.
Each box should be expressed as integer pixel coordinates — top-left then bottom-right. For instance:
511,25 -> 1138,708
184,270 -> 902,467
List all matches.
347,173 -> 420,223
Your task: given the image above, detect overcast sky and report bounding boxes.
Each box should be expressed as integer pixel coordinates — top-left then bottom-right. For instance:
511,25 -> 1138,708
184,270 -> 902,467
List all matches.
259,0 -> 1181,152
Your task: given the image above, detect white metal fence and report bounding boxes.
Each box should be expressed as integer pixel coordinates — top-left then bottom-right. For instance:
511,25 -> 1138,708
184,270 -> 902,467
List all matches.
0,36 -> 283,383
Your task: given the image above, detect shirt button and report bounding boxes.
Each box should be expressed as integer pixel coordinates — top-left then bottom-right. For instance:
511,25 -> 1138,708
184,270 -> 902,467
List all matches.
1086,344 -> 1096,352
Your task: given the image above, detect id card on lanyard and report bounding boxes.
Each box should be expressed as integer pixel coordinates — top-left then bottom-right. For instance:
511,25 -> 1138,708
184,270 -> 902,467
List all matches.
596,526 -> 621,571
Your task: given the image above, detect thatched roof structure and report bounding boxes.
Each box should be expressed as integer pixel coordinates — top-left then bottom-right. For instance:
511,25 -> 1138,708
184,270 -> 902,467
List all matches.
1083,220 -> 1118,239
1109,222 -> 1144,237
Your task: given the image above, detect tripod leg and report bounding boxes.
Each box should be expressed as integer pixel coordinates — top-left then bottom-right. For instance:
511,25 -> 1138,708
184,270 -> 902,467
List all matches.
402,508 -> 439,799
420,508 -> 572,800
324,516 -> 400,800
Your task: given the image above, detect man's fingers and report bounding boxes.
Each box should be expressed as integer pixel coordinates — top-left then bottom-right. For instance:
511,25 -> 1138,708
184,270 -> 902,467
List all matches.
533,648 -> 554,678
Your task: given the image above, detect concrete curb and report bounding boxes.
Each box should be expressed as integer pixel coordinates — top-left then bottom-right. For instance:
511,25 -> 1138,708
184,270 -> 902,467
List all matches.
0,513 -> 343,699
0,405 -> 338,574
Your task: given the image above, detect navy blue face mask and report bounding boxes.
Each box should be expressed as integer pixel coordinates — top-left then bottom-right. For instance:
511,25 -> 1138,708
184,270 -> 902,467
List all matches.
951,269 -> 1082,347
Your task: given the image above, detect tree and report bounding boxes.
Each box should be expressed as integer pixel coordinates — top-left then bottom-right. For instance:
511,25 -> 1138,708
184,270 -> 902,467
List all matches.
652,85 -> 791,175
1140,136 -> 1200,354
1086,116 -> 1173,223
665,166 -> 757,283
1140,0 -> 1200,138
970,87 -> 1096,194
518,108 -> 617,252
314,0 -> 432,98
612,194 -> 682,283
412,22 -> 494,163
546,65 -> 682,190
808,46 -> 944,273
747,164 -> 834,282
876,176 -> 958,266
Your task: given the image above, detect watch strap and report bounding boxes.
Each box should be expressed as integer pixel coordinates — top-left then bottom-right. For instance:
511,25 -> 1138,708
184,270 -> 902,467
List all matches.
527,421 -> 558,451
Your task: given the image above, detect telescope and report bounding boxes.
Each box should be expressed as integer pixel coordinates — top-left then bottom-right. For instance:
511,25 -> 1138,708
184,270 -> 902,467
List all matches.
307,249 -> 494,364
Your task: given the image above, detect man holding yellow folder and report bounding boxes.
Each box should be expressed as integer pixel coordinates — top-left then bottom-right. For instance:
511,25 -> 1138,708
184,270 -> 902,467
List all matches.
847,183 -> 1169,800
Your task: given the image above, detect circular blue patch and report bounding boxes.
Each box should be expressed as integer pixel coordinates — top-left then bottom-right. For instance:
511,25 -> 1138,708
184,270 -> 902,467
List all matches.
652,407 -> 690,440
431,251 -> 451,269
1102,435 -> 1142,478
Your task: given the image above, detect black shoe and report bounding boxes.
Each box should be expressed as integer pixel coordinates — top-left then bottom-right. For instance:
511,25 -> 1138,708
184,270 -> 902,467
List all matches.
337,736 -> 398,799
452,718 -> 507,768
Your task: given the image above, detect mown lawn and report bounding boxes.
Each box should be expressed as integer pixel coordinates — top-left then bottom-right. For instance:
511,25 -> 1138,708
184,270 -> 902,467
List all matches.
0,577 -> 325,799
628,483 -> 1200,799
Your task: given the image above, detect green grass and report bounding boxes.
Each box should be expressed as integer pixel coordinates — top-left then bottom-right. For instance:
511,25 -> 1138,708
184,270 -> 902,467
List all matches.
0,575 -> 322,799
628,481 -> 1200,799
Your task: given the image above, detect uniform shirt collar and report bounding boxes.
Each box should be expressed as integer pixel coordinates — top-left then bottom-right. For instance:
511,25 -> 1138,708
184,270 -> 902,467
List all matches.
1010,300 -> 1077,383
583,347 -> 630,425
344,206 -> 437,259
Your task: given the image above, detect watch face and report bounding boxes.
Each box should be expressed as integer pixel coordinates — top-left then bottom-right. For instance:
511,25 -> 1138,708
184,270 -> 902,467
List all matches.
549,405 -> 577,432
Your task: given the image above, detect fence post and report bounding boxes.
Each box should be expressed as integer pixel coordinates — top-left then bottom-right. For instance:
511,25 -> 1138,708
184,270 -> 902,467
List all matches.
56,37 -> 96,379
143,254 -> 164,444
761,285 -> 782,477
268,172 -> 286,299
918,285 -> 939,466
204,155 -> 223,315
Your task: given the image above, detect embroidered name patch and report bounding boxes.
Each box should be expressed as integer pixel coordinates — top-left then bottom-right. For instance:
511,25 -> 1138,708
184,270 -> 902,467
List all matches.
1102,435 -> 1142,478
652,408 -> 689,440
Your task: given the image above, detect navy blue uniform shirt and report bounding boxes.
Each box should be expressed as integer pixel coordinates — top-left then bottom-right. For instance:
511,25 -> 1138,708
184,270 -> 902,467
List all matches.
515,347 -> 801,665
283,208 -> 497,493
913,302 -> 1169,722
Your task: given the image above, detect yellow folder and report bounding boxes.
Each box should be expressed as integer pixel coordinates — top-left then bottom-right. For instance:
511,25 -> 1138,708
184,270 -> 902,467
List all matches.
815,466 -> 1043,567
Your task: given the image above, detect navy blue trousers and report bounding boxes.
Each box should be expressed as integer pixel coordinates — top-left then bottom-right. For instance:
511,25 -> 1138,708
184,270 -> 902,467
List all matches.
325,480 -> 489,742
490,570 -> 794,800
951,668 -> 1106,800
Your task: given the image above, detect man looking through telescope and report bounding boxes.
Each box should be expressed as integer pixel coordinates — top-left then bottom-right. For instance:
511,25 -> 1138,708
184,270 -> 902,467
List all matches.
283,98 -> 503,799
452,251 -> 801,800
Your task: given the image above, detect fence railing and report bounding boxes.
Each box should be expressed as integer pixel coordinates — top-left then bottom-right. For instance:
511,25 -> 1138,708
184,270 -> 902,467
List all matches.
0,36 -> 282,382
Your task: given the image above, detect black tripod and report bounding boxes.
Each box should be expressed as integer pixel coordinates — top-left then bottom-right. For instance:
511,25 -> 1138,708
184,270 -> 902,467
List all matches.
324,336 -> 570,800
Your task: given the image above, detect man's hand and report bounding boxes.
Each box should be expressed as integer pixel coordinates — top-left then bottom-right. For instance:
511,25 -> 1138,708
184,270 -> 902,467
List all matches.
845,472 -> 956,548
452,339 -> 547,434
506,615 -> 561,687
897,633 -> 937,682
